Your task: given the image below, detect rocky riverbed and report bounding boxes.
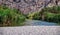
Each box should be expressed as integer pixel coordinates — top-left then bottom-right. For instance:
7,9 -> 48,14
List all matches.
0,26 -> 60,35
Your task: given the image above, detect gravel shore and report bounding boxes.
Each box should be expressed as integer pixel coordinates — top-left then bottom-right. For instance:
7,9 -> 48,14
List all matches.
0,26 -> 60,35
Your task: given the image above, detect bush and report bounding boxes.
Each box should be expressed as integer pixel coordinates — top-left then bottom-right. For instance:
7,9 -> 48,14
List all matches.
44,12 -> 60,23
0,6 -> 26,26
27,6 -> 60,23
42,6 -> 60,23
44,12 -> 55,22
27,12 -> 41,20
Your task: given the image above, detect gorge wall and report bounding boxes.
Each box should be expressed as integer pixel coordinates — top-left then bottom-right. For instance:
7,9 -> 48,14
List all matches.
0,0 -> 60,14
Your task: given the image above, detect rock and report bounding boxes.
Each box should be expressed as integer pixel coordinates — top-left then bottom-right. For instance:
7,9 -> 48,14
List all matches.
0,0 -> 60,14
2,26 -> 60,35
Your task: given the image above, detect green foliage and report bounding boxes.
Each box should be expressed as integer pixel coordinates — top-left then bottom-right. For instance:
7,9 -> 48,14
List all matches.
45,12 -> 60,23
27,6 -> 60,23
42,6 -> 60,23
43,6 -> 60,13
0,6 -> 25,26
44,12 -> 56,22
27,12 -> 41,20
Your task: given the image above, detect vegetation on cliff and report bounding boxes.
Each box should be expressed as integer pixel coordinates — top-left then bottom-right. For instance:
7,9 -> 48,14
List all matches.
27,6 -> 60,23
0,6 -> 25,26
0,5 -> 60,26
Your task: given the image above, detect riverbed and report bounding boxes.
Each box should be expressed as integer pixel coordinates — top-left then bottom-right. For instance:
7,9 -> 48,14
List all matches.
0,26 -> 60,35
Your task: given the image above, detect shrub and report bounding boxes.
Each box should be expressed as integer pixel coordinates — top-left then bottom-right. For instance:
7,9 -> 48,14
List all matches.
44,12 -> 56,22
27,6 -> 60,23
0,6 -> 25,26
27,12 -> 41,20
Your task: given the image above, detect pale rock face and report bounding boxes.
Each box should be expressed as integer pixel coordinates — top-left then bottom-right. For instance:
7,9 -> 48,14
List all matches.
0,0 -> 2,5
0,0 -> 60,14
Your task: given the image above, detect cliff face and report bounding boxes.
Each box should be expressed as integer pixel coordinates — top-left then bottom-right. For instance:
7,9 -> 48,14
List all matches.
0,0 -> 60,14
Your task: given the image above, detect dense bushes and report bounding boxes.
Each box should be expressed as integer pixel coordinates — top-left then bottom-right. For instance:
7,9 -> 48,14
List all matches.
44,12 -> 60,23
43,6 -> 60,13
27,12 -> 41,20
43,6 -> 60,23
0,6 -> 25,26
27,6 -> 60,23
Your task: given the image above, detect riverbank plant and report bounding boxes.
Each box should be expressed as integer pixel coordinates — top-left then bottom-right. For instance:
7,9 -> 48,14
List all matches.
0,6 -> 26,26
27,6 -> 60,23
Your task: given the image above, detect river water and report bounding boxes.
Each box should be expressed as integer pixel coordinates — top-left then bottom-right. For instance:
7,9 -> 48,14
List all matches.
25,20 -> 58,26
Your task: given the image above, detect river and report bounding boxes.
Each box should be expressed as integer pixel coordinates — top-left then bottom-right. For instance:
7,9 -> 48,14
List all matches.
24,20 -> 58,26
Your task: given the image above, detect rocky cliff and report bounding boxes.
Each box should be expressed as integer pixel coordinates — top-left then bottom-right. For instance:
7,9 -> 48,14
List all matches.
0,0 -> 60,14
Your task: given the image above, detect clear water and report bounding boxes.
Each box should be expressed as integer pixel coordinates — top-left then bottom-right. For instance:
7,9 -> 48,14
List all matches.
32,21 -> 58,26
25,20 -> 58,26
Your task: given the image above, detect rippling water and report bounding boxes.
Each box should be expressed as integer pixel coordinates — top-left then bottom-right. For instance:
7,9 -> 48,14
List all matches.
25,20 -> 58,26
